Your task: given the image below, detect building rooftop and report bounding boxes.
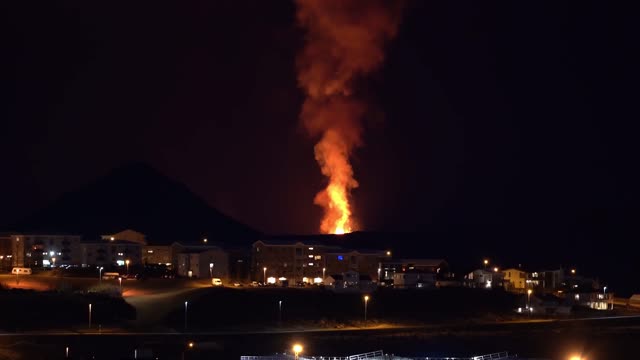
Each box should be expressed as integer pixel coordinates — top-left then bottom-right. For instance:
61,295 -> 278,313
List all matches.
385,258 -> 447,267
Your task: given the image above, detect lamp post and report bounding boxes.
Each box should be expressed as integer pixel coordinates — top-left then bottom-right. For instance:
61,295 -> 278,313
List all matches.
483,259 -> 489,269
184,301 -> 188,331
52,257 -> 56,268
322,267 -> 326,280
604,286 -> 607,295
119,277 -> 123,294
125,259 -> 130,275
263,267 -> 267,284
364,295 -> 370,322
182,342 -> 194,360
209,263 -> 214,279
88,303 -> 92,329
99,267 -> 104,285
278,300 -> 282,324
292,344 -> 303,360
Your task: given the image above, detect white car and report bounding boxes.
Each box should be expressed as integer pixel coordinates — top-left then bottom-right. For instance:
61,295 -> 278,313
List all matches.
212,278 -> 223,286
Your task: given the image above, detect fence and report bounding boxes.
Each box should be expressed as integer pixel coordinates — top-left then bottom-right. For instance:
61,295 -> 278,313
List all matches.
241,351 -> 513,360
408,352 -> 513,360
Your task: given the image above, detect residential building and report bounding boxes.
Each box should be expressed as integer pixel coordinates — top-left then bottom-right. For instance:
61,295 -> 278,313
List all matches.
393,270 -> 437,289
6,234 -> 82,267
566,292 -> 613,310
325,270 -> 376,292
538,269 -> 565,291
143,245 -> 172,265
503,268 -> 528,292
0,234 -> 13,271
252,240 -> 338,282
176,245 -> 228,279
252,239 -> 390,283
466,269 -> 505,289
324,249 -> 387,279
81,240 -> 142,267
379,259 -> 448,284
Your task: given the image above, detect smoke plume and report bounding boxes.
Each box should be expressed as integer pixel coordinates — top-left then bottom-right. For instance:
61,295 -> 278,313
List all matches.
295,0 -> 403,234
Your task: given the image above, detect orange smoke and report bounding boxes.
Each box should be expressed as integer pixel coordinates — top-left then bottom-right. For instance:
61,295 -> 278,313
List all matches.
296,0 -> 403,234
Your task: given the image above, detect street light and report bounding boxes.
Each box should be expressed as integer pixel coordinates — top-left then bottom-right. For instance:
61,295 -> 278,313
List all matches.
292,344 -> 303,360
603,286 -> 607,295
483,259 -> 489,269
184,301 -> 188,330
119,277 -> 123,294
99,267 -> 104,285
571,268 -> 576,275
88,303 -> 92,329
322,267 -> 326,279
493,267 -> 499,272
263,267 -> 267,284
125,259 -> 130,275
209,263 -> 214,279
364,295 -> 370,322
52,257 -> 56,268
278,300 -> 282,324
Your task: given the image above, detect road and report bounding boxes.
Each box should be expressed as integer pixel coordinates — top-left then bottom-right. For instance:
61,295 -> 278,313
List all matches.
1,314 -> 640,337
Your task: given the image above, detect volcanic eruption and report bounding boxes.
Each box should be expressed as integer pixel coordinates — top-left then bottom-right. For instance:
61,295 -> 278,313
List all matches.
295,0 -> 403,234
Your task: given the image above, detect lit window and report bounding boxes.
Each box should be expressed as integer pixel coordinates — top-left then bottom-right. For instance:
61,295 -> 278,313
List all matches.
575,294 -> 580,300
308,255 -> 313,258
308,262 -> 314,266
147,250 -> 154,254
308,247 -> 314,250
314,255 -> 322,260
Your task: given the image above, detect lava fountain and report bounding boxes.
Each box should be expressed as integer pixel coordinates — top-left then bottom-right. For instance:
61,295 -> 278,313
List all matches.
295,0 -> 403,234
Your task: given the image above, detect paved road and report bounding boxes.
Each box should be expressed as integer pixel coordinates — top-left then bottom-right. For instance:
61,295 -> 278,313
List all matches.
2,314 -> 640,337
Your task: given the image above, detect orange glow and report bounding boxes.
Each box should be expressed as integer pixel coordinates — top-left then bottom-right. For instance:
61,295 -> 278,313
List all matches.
295,1 -> 403,234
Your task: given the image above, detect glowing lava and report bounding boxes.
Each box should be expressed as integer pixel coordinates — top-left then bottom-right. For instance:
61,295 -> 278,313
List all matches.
295,0 -> 403,234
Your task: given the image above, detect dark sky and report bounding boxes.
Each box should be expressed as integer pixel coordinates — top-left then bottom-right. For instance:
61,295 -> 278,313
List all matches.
2,1 -> 639,237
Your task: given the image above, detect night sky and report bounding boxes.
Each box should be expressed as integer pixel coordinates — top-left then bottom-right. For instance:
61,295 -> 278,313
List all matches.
3,1 -> 639,239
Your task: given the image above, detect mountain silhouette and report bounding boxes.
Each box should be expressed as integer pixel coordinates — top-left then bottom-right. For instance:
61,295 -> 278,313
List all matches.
8,163 -> 258,245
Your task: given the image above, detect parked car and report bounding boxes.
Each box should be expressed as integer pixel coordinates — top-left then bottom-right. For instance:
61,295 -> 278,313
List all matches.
212,278 -> 223,286
233,282 -> 243,287
11,267 -> 32,275
102,272 -> 120,280
250,281 -> 259,287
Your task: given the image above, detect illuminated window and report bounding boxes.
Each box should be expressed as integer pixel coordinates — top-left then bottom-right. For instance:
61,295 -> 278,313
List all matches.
308,247 -> 314,250
308,255 -> 313,258
314,255 -> 322,260
147,250 -> 154,254
308,262 -> 314,266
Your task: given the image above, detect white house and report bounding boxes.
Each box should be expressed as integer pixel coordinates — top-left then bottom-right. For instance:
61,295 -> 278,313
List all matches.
466,269 -> 504,289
